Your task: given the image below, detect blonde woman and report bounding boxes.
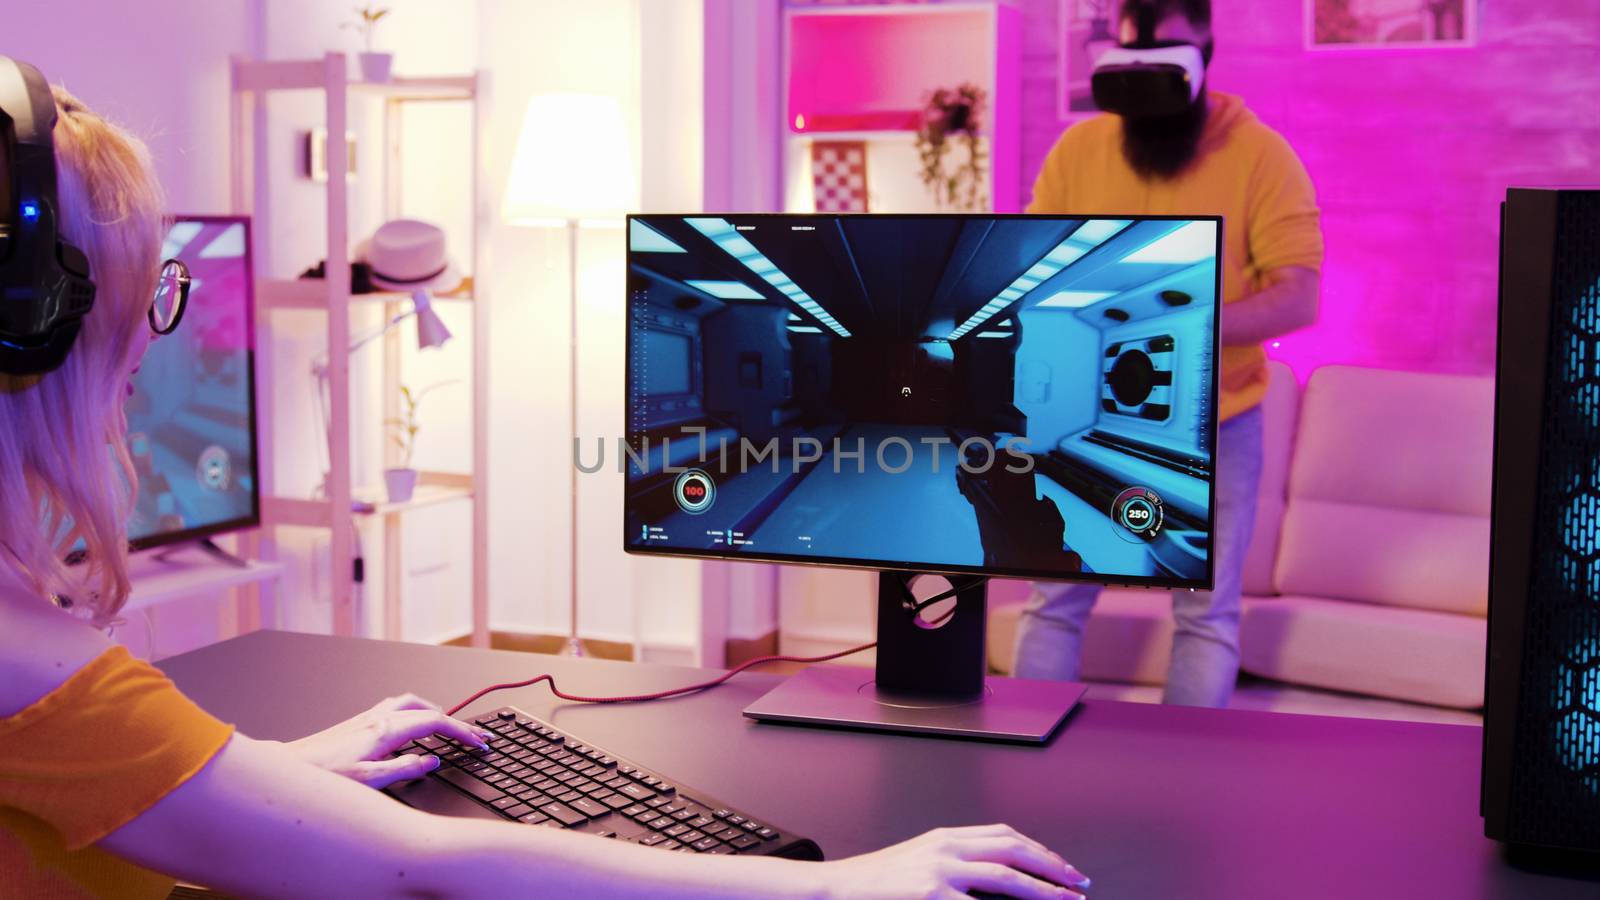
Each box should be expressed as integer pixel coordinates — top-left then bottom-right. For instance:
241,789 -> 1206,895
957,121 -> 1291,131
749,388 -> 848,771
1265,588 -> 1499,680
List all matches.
0,70 -> 1091,899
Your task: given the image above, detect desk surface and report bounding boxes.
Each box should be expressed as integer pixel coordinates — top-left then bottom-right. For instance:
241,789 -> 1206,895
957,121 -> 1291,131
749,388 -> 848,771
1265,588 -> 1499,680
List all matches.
160,630 -> 1588,900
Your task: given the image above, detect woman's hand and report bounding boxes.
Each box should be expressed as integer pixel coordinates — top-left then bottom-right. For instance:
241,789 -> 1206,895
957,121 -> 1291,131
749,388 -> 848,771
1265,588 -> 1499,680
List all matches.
281,693 -> 491,789
818,824 -> 1090,900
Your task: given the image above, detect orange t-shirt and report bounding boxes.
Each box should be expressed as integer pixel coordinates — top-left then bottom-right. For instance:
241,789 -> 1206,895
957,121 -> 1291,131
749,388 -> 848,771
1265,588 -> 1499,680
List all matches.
0,645 -> 234,899
1027,91 -> 1324,420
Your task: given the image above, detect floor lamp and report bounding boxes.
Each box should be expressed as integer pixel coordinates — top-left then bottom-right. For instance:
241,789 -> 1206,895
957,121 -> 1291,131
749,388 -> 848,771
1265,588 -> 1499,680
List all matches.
503,93 -> 633,657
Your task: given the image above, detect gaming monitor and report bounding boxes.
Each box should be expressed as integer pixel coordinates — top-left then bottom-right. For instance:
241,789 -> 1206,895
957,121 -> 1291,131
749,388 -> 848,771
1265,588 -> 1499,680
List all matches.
124,215 -> 260,550
622,214 -> 1223,591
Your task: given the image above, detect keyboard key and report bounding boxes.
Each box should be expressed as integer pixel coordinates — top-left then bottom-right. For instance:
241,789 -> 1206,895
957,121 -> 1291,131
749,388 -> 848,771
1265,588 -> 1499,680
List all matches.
659,840 -> 683,851
579,763 -> 608,778
691,837 -> 720,852
648,816 -> 675,830
681,829 -> 706,843
555,790 -> 583,804
504,803 -> 533,819
706,845 -> 735,855
688,816 -> 714,829
416,735 -> 446,750
600,793 -> 635,810
618,765 -> 637,776
713,827 -> 743,841
569,797 -> 609,819
741,821 -> 760,833
618,782 -> 656,802
539,802 -> 587,827
731,835 -> 760,850
726,815 -> 746,826
756,827 -> 778,840
490,796 -> 519,811
671,809 -> 696,822
459,761 -> 487,774
664,824 -> 691,838
605,776 -> 632,790
598,756 -> 617,767
622,804 -> 649,817
437,767 -> 505,803
712,808 -> 732,820
645,796 -> 670,808
637,833 -> 666,847
518,812 -> 550,825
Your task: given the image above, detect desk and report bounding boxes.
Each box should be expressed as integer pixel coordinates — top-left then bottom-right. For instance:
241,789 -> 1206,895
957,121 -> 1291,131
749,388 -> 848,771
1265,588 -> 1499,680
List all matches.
160,630 -> 1588,899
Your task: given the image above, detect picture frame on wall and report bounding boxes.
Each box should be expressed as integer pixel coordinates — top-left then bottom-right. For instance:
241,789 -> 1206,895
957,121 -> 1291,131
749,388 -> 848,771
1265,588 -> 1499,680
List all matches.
1306,0 -> 1478,50
1057,0 -> 1117,120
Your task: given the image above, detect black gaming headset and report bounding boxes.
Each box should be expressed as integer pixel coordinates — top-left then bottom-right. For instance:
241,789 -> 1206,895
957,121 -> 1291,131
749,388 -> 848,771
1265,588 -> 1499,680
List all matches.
0,56 -> 96,377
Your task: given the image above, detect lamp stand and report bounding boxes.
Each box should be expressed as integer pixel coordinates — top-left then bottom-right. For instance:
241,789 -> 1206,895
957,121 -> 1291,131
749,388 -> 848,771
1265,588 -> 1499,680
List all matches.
564,216 -> 584,658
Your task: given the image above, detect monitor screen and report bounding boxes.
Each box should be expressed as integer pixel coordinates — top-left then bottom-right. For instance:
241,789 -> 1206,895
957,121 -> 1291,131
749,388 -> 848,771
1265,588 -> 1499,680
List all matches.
124,216 -> 260,548
622,214 -> 1221,588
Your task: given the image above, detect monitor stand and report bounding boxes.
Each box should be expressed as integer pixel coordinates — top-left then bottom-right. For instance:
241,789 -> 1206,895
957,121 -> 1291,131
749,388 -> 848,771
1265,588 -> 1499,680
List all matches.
155,537 -> 251,570
742,571 -> 1085,743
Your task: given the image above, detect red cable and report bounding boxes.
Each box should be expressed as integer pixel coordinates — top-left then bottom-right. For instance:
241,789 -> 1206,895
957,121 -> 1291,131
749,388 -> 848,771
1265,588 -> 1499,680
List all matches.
446,639 -> 878,716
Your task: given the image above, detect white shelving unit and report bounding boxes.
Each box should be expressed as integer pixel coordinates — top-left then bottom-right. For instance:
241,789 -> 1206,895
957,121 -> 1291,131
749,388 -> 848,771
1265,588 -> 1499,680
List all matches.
230,53 -> 490,646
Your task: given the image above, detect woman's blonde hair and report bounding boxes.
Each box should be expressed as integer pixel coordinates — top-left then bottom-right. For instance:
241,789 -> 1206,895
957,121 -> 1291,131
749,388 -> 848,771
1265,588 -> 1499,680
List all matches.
0,86 -> 164,623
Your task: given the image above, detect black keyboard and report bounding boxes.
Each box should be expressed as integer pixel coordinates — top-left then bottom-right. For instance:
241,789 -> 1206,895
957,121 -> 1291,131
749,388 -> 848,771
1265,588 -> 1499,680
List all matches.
387,705 -> 822,860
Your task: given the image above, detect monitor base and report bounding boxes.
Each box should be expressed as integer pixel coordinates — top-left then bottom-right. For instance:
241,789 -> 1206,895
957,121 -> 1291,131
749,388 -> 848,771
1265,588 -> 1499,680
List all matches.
743,665 -> 1085,744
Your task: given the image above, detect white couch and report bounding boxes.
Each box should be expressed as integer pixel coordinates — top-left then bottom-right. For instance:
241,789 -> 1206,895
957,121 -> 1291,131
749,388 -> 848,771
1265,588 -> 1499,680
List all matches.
988,362 -> 1494,710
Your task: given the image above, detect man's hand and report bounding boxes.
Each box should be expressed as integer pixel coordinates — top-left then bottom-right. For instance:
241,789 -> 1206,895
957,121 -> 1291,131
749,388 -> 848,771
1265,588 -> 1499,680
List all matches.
1220,265 -> 1320,346
280,693 -> 492,789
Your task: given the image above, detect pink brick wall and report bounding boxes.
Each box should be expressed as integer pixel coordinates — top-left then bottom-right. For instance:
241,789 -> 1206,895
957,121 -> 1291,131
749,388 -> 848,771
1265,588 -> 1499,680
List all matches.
1018,0 -> 1600,377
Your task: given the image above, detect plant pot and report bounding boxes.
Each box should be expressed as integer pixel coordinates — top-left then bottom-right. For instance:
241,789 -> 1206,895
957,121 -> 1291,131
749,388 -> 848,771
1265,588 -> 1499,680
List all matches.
384,467 -> 419,504
358,52 -> 393,83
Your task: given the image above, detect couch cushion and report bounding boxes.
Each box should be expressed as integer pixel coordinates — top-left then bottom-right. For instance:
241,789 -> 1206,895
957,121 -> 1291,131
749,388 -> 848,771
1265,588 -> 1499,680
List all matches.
988,587 -> 1173,684
1240,361 -> 1299,596
1276,366 -> 1494,615
1240,594 -> 1486,709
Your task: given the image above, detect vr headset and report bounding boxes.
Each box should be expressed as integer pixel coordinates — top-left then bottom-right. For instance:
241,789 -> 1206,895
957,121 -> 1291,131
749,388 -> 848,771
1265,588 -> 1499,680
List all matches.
0,56 -> 96,377
1090,4 -> 1213,119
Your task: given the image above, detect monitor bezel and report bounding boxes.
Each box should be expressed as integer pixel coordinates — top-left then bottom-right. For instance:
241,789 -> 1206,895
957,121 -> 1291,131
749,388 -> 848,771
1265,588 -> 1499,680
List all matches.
622,212 -> 1224,591
128,214 -> 263,553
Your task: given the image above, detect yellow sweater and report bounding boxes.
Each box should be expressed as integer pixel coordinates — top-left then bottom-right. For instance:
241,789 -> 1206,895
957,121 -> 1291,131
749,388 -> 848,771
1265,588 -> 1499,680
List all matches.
1028,91 -> 1324,420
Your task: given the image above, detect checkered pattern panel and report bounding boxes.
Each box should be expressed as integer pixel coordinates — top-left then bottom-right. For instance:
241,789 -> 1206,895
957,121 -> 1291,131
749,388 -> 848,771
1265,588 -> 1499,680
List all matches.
811,141 -> 869,213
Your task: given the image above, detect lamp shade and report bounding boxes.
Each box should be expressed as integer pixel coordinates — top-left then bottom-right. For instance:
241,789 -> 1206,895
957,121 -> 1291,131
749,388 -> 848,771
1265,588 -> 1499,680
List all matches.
502,93 -> 634,224
411,289 -> 453,350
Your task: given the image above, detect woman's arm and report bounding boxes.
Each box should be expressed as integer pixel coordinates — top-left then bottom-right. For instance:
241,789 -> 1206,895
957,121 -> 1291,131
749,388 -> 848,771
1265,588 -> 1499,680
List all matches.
99,734 -> 1084,899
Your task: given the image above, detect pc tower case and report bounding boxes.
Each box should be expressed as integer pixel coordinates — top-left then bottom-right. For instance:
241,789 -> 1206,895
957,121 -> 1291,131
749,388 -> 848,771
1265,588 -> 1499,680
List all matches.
1483,187 -> 1600,856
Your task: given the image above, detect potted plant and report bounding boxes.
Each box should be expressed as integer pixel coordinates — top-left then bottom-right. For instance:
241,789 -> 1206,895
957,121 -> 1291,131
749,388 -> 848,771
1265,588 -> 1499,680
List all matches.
913,83 -> 989,211
383,380 -> 455,503
344,4 -> 393,83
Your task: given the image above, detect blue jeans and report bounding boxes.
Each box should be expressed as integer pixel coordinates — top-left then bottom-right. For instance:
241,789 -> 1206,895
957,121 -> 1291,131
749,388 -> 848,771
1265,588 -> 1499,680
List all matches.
1012,407 -> 1265,707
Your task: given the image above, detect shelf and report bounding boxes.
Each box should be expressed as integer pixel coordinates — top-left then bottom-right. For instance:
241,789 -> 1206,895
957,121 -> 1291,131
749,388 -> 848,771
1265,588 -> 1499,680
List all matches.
233,59 -> 475,99
258,276 -> 475,310
124,547 -> 286,614
265,474 -> 474,528
354,483 -> 473,517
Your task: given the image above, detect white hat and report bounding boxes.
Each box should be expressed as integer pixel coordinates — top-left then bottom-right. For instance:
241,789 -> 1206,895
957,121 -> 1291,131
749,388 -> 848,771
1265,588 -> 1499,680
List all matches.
356,219 -> 462,293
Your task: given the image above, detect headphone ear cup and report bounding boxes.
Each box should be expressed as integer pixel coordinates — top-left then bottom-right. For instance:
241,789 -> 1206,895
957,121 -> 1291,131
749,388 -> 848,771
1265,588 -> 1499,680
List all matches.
59,241 -> 91,278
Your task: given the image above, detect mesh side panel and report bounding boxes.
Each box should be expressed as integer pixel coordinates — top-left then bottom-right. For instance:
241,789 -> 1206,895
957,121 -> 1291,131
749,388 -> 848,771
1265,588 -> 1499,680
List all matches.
1508,191 -> 1600,846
